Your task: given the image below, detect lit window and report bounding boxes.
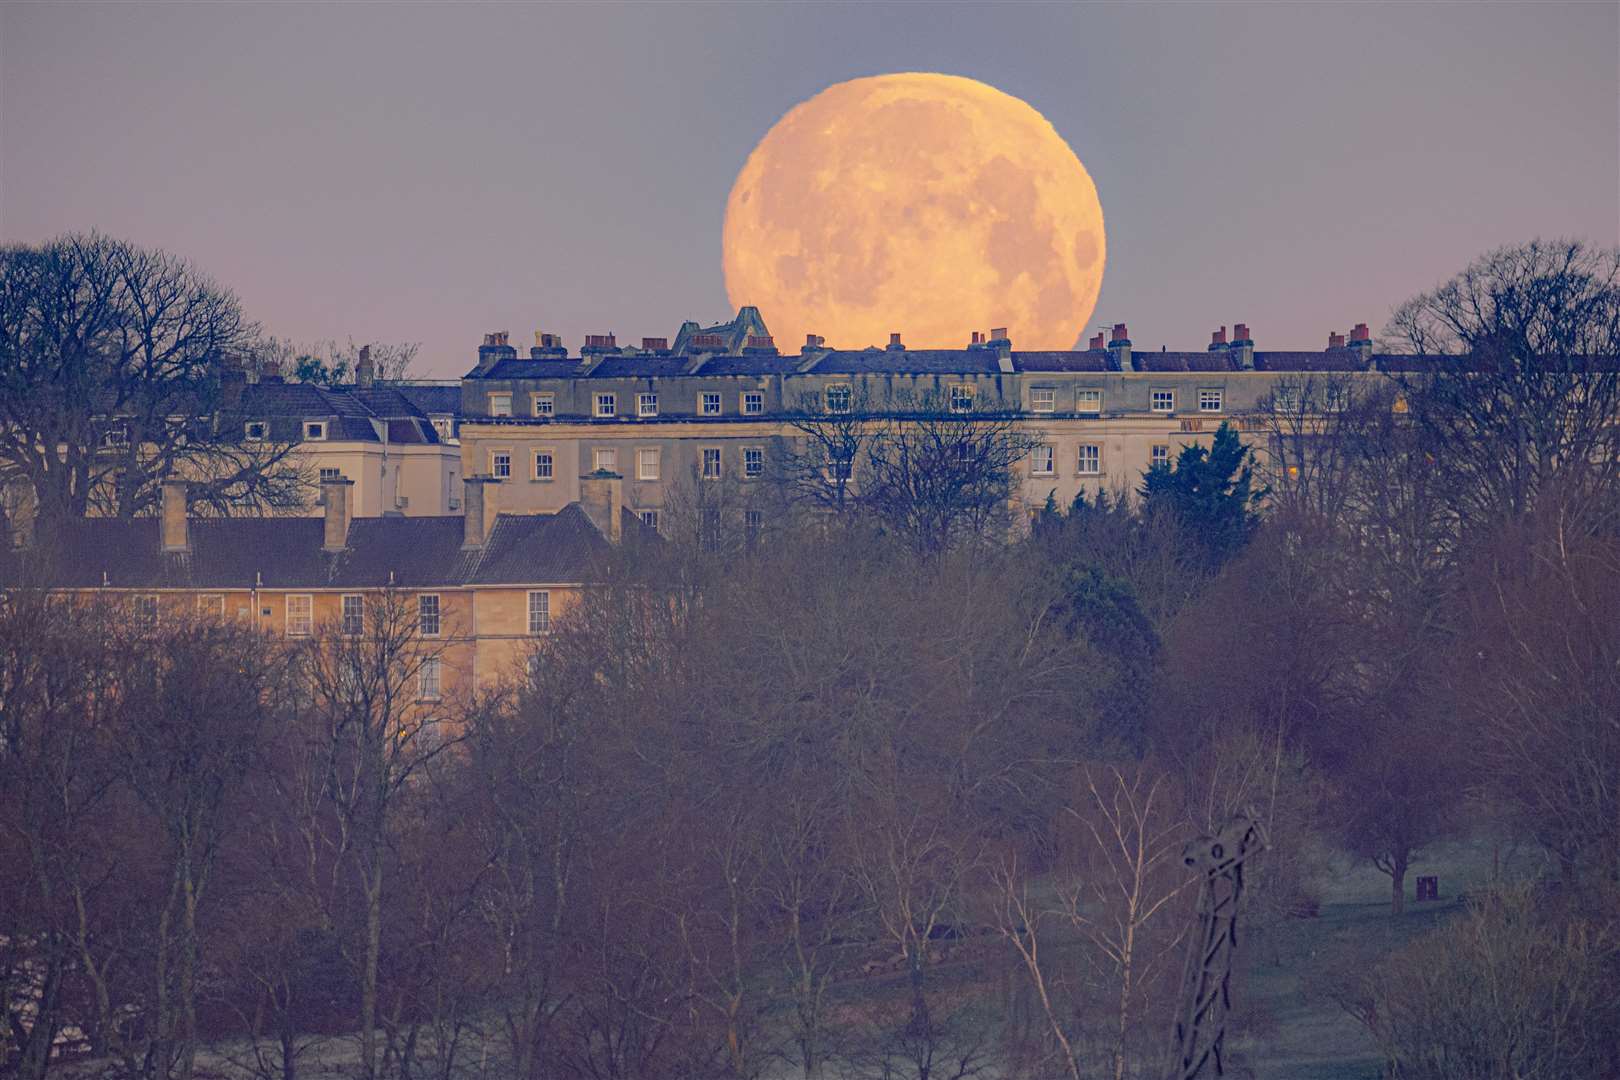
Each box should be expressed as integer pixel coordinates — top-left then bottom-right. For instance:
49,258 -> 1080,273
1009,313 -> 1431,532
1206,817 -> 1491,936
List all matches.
418,657 -> 441,700
340,594 -> 364,636
949,384 -> 975,413
286,594 -> 313,637
1078,444 -> 1101,475
702,392 -> 722,416
1151,390 -> 1176,414
825,384 -> 852,414
1199,389 -> 1224,413
1151,444 -> 1169,468
132,594 -> 158,630
489,393 -> 512,418
637,447 -> 660,481
592,448 -> 617,473
491,452 -> 511,479
304,421 -> 328,441
702,447 -> 722,480
418,594 -> 440,637
531,393 -> 554,417
743,447 -> 764,478
244,421 -> 267,441
527,590 -> 550,635
638,393 -> 658,417
1030,387 -> 1056,413
742,391 -> 764,415
638,508 -> 660,531
595,394 -> 616,418
1031,445 -> 1054,475
196,594 -> 225,619
534,451 -> 553,480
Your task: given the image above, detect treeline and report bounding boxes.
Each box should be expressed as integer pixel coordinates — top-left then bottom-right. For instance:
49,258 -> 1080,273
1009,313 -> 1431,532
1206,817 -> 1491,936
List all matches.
2,241 -> 1617,1080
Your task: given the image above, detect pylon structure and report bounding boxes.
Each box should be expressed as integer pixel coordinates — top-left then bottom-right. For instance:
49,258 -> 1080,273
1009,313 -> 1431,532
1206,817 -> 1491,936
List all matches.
1168,813 -> 1267,1080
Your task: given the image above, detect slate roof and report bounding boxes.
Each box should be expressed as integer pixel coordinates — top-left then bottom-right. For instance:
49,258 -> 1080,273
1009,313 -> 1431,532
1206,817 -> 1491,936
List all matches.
227,380 -> 450,444
0,505 -> 626,590
804,349 -> 1007,376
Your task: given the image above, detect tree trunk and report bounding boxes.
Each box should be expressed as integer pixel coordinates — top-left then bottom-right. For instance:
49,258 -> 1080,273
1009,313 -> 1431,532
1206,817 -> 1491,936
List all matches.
1390,854 -> 1407,916
361,862 -> 383,1080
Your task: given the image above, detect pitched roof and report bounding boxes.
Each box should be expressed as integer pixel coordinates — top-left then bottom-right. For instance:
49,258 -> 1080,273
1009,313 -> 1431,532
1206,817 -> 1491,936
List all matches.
1,505 -> 620,590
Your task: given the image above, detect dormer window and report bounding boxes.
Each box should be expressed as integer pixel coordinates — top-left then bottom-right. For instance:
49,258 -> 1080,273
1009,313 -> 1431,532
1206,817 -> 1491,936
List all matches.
304,421 -> 328,441
245,421 -> 267,441
489,393 -> 513,417
595,393 -> 616,418
949,384 -> 975,413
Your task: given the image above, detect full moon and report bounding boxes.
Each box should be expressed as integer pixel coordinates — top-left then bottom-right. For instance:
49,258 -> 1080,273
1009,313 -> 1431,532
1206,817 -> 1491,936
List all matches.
723,73 -> 1105,351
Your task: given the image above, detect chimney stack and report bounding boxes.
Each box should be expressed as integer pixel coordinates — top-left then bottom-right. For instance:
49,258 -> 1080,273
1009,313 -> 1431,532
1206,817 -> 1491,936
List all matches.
1230,323 -> 1255,370
579,469 -> 624,544
1327,331 -> 1346,350
161,480 -> 190,553
804,333 -> 825,350
1209,326 -> 1228,351
1347,321 -> 1373,365
261,355 -> 284,383
530,332 -> 567,359
887,332 -> 904,351
642,336 -> 669,351
1088,332 -> 1105,351
321,474 -> 352,553
1107,323 -> 1133,372
989,327 -> 1010,342
745,334 -> 777,354
477,331 -> 518,374
356,344 -> 375,387
461,476 -> 500,550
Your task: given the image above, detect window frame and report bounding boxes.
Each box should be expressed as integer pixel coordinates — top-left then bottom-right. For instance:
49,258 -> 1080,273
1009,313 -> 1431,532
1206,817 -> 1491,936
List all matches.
638,393 -> 658,417
1151,444 -> 1170,468
592,447 -> 617,474
196,594 -> 225,620
948,384 -> 975,413
527,590 -> 551,635
244,420 -> 267,442
701,446 -> 722,480
418,593 -> 441,638
1076,389 -> 1103,415
637,508 -> 660,531
417,656 -> 442,701
490,451 -> 512,479
488,392 -> 513,418
594,393 -> 616,418
286,594 -> 313,638
701,392 -> 722,416
1030,387 -> 1056,413
741,390 -> 764,415
743,446 -> 764,479
1198,388 -> 1224,413
132,594 -> 159,630
531,392 -> 554,418
1078,444 -> 1102,476
332,594 -> 361,637
1151,389 -> 1176,415
825,383 -> 852,414
637,447 -> 660,481
303,421 -> 328,441
1031,444 -> 1055,476
533,449 -> 554,481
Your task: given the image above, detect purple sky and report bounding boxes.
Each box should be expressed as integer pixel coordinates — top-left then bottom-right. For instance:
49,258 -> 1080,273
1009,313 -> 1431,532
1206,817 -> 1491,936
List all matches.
3,2 -> 1615,377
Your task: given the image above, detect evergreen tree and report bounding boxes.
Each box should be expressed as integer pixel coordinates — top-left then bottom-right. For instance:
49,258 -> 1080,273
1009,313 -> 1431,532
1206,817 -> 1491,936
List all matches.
1139,422 -> 1263,568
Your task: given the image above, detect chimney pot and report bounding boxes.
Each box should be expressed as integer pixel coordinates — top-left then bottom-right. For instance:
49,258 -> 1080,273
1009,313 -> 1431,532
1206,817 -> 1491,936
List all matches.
1328,331 -> 1346,349
356,344 -> 374,387
1110,323 -> 1129,343
990,327 -> 1009,342
1232,322 -> 1250,343
642,336 -> 669,351
1350,321 -> 1370,342
1213,326 -> 1227,345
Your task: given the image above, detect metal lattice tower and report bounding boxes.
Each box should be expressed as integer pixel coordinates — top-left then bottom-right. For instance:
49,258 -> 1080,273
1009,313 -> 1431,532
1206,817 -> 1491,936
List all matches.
1168,814 -> 1266,1080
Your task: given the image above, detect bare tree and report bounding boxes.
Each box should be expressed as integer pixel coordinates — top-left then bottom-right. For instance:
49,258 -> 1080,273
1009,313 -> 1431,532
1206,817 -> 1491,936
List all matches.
1385,239 -> 1620,530
0,234 -> 306,532
289,590 -> 458,1080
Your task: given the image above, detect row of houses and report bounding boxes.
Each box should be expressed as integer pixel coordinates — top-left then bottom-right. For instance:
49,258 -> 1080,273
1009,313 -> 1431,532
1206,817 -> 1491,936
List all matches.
2,309 -> 1410,694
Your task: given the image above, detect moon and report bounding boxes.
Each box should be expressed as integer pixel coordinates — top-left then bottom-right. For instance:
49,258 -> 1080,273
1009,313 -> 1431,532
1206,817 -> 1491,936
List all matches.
723,73 -> 1105,352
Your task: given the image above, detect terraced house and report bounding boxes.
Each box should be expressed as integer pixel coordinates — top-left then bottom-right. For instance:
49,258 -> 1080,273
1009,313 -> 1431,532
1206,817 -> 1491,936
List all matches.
456,309 -> 1388,528
0,472 -> 642,692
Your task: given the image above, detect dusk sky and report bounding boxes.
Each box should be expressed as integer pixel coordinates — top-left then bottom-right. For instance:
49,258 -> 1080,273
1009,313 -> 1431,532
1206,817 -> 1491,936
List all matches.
3,2 -> 1615,378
